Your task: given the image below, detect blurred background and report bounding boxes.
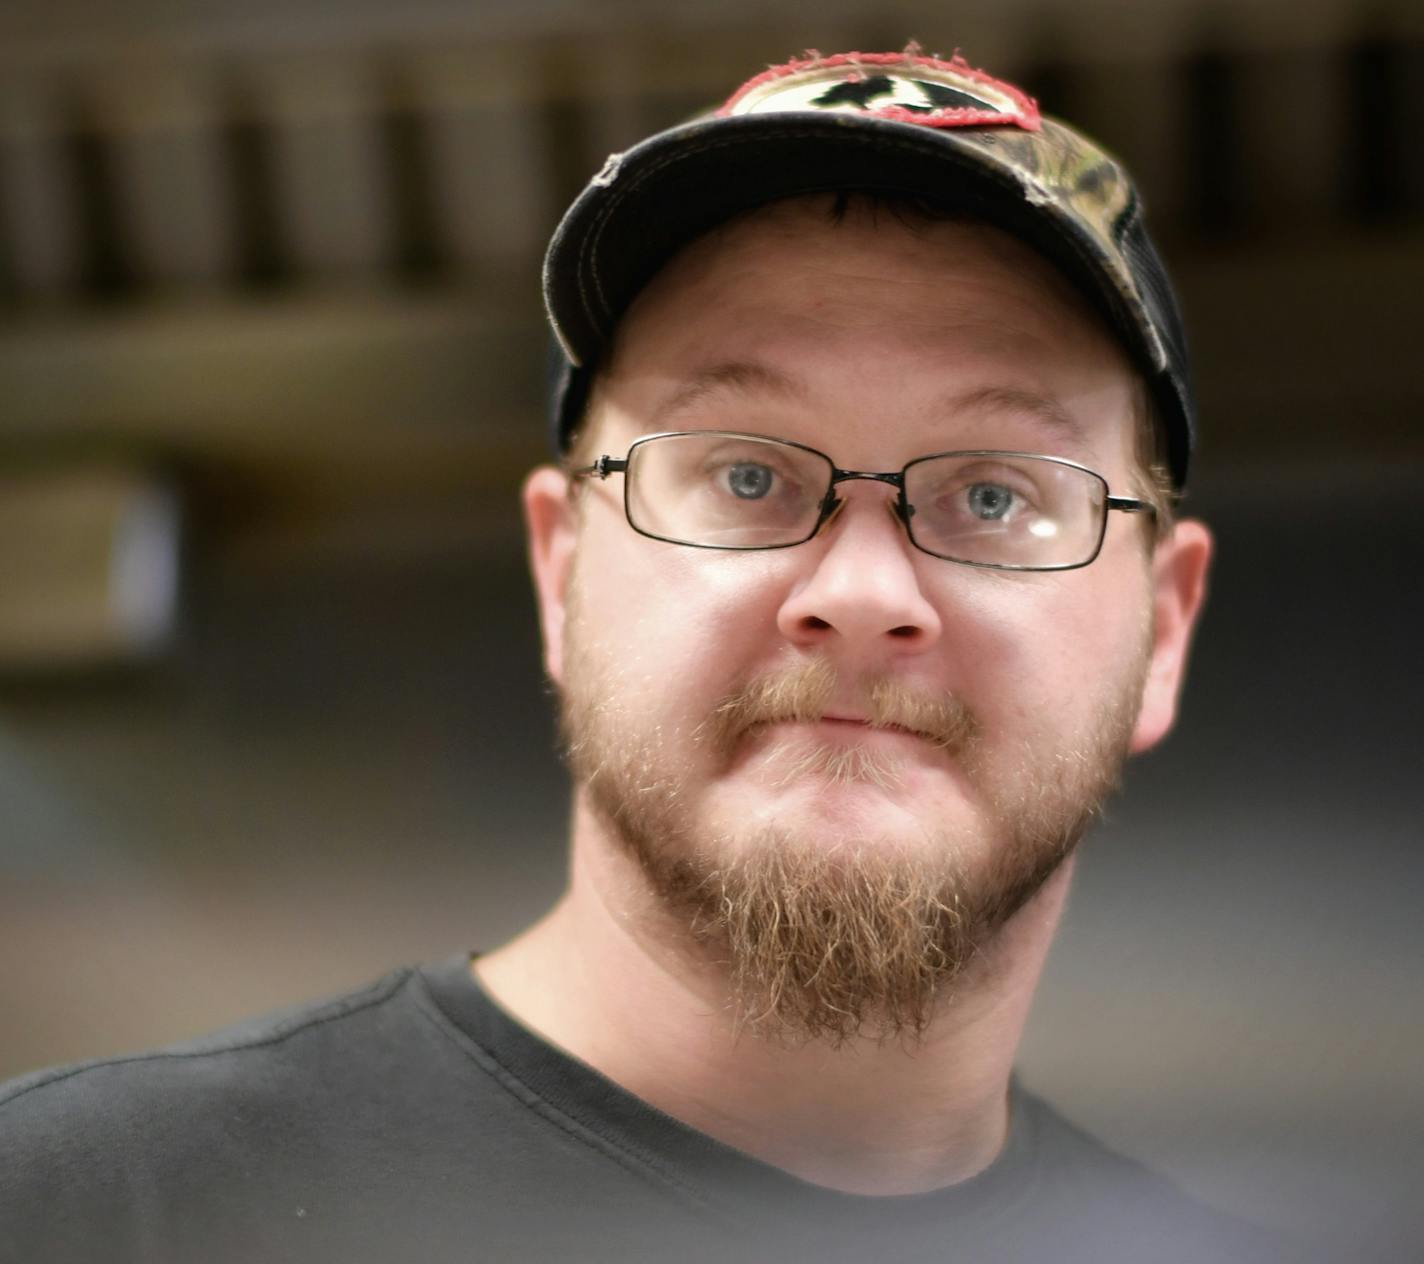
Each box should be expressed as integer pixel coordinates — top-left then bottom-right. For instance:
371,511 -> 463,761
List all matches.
0,0 -> 1420,1257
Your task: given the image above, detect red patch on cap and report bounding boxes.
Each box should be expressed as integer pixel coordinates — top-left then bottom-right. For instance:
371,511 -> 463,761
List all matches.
719,49 -> 1041,131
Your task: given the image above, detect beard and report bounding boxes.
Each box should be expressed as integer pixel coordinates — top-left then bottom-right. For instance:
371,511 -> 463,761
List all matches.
559,584 -> 1150,1048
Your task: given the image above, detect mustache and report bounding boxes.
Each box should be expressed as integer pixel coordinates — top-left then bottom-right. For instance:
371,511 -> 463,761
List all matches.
700,657 -> 979,759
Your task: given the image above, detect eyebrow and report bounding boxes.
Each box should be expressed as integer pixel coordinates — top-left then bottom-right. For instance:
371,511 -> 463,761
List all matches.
942,385 -> 1091,448
655,366 -> 1092,451
656,360 -> 809,422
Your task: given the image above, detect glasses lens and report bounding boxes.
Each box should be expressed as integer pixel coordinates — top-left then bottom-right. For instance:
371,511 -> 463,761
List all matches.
626,433 -> 832,549
903,453 -> 1106,568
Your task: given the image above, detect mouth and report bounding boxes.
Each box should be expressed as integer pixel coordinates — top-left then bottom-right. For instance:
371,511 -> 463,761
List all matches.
822,714 -> 941,742
705,666 -> 978,769
746,717 -> 933,792
722,711 -> 972,794
757,715 -> 937,749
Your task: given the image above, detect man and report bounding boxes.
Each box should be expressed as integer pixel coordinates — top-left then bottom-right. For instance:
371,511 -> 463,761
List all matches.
3,48 -> 1289,1264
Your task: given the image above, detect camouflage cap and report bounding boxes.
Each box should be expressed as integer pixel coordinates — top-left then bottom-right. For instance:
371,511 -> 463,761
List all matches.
544,49 -> 1194,487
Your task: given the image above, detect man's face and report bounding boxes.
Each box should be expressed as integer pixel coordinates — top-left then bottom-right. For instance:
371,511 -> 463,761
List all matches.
527,196 -> 1210,1042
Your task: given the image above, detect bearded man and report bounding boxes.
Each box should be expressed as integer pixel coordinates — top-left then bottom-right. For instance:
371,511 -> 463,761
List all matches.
2,48 -> 1303,1264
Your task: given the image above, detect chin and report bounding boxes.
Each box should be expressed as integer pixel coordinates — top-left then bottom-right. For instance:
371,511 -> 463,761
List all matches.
713,731 -> 973,835
701,781 -> 986,873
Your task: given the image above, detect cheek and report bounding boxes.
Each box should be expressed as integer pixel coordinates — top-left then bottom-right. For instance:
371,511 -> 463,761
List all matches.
942,567 -> 1152,722
574,528 -> 791,706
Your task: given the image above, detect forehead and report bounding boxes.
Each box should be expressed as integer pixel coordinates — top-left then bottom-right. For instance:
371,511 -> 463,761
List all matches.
590,196 -> 1141,467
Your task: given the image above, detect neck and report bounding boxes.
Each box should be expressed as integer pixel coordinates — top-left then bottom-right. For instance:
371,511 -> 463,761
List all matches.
475,799 -> 1074,1196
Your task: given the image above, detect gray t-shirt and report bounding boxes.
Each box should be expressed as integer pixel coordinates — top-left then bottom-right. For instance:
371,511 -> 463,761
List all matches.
0,953 -> 1291,1263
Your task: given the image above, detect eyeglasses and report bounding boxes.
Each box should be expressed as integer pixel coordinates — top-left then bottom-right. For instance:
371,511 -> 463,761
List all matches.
572,431 -> 1155,572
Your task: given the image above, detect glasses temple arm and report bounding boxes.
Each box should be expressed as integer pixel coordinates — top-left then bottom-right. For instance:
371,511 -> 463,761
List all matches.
1106,495 -> 1156,517
570,456 -> 629,480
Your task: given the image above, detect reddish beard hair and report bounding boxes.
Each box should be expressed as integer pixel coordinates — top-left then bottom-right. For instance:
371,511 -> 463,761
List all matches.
559,614 -> 1145,1045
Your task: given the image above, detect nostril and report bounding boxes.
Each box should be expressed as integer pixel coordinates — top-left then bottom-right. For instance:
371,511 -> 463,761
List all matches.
888,625 -> 919,638
802,615 -> 832,631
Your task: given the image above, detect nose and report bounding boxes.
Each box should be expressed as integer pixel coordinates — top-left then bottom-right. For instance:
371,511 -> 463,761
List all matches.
775,487 -> 943,654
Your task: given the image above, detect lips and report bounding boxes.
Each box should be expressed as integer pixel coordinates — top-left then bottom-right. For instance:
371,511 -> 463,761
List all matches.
703,659 -> 978,761
781,715 -> 933,744
822,713 -> 917,732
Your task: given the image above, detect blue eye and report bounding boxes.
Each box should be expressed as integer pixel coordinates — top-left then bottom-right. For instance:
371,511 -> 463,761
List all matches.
727,463 -> 775,499
966,483 -> 1014,520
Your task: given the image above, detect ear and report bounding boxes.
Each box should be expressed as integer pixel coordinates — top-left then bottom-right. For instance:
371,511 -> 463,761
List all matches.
523,465 -> 578,685
1130,518 -> 1213,754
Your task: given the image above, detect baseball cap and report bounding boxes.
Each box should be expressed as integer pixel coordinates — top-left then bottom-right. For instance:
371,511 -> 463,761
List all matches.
543,48 -> 1194,488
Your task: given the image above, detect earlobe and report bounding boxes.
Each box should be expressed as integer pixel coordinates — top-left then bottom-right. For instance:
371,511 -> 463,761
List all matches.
1130,518 -> 1214,754
523,466 -> 578,684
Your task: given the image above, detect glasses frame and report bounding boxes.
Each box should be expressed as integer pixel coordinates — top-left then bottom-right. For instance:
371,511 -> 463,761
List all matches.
572,431 -> 1156,572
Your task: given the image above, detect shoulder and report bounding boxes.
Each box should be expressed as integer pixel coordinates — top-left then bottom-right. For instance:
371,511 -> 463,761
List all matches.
0,966 -> 419,1128
0,966 -> 437,1260
1009,1087 -> 1309,1264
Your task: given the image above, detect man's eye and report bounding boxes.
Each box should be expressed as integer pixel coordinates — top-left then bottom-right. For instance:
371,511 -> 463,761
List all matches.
965,482 -> 1016,520
725,463 -> 776,499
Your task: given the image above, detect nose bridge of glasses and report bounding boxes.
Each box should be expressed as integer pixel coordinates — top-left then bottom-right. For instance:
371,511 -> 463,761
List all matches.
828,469 -> 907,511
816,469 -> 913,537
830,468 -> 906,492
